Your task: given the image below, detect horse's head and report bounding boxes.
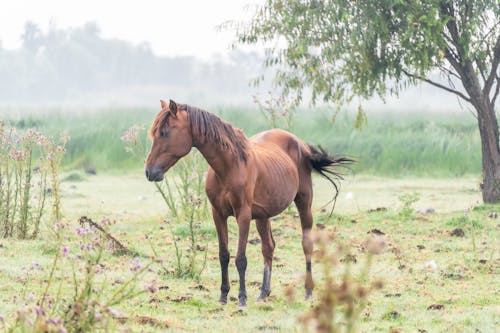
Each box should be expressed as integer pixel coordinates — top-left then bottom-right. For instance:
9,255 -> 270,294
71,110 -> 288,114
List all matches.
145,99 -> 192,182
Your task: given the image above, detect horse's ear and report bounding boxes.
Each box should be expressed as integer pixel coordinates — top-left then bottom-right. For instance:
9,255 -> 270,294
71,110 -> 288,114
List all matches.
160,99 -> 168,110
169,100 -> 178,117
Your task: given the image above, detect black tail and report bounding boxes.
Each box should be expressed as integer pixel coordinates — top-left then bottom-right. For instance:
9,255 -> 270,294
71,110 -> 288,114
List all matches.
307,144 -> 355,213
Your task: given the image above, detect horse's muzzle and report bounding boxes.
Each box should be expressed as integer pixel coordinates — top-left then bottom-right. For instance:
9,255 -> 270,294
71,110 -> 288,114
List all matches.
145,165 -> 163,182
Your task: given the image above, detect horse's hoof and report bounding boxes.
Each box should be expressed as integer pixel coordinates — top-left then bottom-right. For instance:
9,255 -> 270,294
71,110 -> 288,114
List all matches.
238,299 -> 247,309
218,296 -> 228,305
305,290 -> 313,300
256,295 -> 267,302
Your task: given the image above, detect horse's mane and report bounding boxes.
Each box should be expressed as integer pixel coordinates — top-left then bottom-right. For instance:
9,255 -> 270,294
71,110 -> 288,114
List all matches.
150,104 -> 248,162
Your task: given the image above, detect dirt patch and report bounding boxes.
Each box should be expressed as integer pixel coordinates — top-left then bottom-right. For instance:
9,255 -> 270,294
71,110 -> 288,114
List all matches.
427,304 -> 444,310
368,207 -> 387,213
449,228 -> 465,237
368,229 -> 385,236
166,295 -> 192,303
248,238 -> 261,245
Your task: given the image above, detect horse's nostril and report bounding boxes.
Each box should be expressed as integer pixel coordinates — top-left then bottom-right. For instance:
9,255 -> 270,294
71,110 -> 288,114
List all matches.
145,169 -> 149,179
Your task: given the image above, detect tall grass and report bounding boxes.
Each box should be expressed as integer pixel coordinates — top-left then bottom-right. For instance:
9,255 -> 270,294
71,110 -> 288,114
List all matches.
1,107 -> 481,176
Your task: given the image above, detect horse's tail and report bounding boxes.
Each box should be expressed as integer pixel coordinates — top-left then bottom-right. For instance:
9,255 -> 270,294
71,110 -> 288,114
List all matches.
307,144 -> 355,212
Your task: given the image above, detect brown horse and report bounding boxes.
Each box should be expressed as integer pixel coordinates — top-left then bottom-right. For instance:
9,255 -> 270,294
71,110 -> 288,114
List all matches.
145,100 -> 352,308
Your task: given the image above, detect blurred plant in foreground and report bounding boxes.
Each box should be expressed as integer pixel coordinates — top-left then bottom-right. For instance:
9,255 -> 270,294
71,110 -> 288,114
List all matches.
6,219 -> 153,332
288,229 -> 384,333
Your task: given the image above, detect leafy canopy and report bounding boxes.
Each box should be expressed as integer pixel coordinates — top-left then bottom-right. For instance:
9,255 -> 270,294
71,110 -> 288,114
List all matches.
236,0 -> 499,107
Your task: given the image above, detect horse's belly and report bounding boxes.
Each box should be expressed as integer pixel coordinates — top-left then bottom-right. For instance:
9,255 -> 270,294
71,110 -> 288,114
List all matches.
251,168 -> 298,219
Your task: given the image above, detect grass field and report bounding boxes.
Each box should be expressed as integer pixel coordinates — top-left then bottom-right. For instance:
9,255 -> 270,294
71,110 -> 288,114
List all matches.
0,171 -> 498,332
0,107 -> 498,332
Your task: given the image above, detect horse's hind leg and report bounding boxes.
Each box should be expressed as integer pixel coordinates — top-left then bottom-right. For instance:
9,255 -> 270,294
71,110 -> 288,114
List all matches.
294,182 -> 314,299
256,218 -> 275,301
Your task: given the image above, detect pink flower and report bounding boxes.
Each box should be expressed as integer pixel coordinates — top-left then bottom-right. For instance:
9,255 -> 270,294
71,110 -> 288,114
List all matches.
60,246 -> 70,256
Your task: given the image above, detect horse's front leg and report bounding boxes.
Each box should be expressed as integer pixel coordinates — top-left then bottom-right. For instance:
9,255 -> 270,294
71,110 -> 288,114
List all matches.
212,207 -> 230,304
235,207 -> 251,308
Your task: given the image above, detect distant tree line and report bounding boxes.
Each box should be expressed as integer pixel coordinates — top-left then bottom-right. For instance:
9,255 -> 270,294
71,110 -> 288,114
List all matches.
0,21 -> 265,105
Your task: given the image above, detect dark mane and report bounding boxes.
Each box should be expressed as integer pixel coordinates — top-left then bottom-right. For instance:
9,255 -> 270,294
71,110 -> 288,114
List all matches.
150,104 -> 248,162
179,104 -> 248,162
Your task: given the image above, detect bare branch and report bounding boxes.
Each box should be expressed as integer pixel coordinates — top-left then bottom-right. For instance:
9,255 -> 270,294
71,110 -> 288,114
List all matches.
402,69 -> 471,103
492,75 -> 500,107
484,35 -> 500,95
438,64 -> 461,80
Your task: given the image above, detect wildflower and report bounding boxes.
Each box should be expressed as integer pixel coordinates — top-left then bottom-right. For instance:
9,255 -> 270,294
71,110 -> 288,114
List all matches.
94,311 -> 102,322
60,246 -> 70,257
75,226 -> 91,236
8,148 -> 26,161
130,257 -> 142,272
121,125 -> 145,143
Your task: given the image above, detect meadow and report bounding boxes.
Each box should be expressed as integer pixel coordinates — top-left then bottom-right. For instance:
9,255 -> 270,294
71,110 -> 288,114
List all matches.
0,106 -> 498,332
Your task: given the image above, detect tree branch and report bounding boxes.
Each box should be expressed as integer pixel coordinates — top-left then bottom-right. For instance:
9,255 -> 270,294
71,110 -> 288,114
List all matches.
402,69 -> 471,103
492,75 -> 500,107
484,35 -> 500,95
438,64 -> 461,80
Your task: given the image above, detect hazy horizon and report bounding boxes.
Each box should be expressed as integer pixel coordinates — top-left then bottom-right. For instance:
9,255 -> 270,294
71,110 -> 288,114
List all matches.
0,1 -> 473,112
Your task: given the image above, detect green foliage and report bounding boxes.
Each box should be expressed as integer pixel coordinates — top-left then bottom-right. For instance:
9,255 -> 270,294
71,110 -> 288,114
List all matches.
235,0 -> 499,106
2,107 -> 482,177
398,192 -> 421,219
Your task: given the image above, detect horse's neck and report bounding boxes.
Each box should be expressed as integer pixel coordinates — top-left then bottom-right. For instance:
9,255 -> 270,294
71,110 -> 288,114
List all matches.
194,140 -> 239,177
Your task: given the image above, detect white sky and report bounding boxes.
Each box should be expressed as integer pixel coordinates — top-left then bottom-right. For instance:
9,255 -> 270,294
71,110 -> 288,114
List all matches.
0,0 -> 263,59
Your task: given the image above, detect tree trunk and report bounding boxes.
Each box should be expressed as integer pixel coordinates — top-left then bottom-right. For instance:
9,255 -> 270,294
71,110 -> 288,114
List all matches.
476,97 -> 500,203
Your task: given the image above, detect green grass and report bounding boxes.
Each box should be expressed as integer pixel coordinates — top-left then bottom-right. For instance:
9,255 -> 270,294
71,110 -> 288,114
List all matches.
0,174 -> 498,332
0,107 -> 494,331
0,107 -> 481,176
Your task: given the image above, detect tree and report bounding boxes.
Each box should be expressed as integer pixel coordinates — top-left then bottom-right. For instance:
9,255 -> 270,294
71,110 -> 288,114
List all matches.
235,0 -> 500,203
